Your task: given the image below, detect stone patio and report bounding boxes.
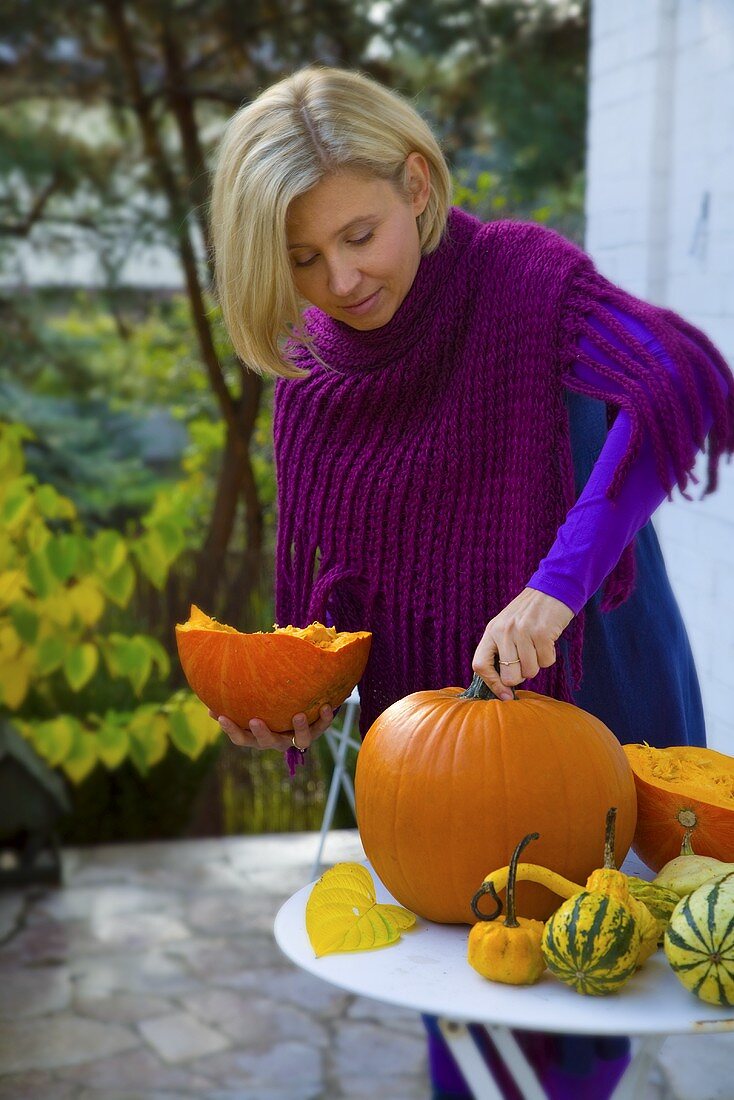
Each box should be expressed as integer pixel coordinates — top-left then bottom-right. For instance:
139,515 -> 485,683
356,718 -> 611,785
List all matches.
0,829 -> 731,1099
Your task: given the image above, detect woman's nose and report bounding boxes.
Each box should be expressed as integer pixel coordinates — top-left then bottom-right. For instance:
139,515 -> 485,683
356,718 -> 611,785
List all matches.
326,259 -> 361,299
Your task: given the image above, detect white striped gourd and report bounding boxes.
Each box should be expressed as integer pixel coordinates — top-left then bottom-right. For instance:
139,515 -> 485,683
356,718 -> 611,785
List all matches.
664,872 -> 734,1007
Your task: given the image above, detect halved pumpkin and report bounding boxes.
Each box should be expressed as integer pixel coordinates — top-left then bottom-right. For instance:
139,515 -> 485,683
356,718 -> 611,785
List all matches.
175,604 -> 371,733
623,743 -> 734,871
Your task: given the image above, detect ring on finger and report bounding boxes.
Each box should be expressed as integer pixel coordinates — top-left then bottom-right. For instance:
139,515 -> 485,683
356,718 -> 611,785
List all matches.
499,657 -> 522,666
291,733 -> 308,754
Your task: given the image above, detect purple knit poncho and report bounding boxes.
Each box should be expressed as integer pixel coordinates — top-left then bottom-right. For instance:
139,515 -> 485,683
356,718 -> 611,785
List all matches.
273,207 -> 734,737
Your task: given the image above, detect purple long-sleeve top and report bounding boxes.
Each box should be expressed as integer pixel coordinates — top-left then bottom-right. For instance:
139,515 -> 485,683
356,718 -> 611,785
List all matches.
527,305 -> 729,614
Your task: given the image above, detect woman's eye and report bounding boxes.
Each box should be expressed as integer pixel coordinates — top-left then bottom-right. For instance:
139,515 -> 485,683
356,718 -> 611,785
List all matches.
293,231 -> 373,269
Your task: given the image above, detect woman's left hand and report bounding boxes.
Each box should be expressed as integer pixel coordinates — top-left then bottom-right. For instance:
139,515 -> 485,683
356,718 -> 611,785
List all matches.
472,587 -> 575,701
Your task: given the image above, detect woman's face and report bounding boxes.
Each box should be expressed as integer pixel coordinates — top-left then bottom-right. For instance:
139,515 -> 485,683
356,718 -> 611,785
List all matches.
285,153 -> 431,330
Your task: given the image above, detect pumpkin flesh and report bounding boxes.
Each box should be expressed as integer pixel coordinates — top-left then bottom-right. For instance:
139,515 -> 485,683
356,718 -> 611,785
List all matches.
623,744 -> 734,871
175,604 -> 371,733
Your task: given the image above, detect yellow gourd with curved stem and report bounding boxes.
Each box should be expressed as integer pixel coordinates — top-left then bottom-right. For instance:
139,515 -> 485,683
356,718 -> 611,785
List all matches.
468,833 -> 545,985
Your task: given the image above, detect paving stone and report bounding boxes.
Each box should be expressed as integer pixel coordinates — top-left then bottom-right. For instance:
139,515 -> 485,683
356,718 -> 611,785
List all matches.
57,1045 -> 215,1091
330,1018 -> 428,1081
203,1089 -> 322,1100
75,991 -> 176,1023
0,965 -> 71,1018
74,1092 -> 203,1100
181,988 -> 329,1049
0,920 -> 76,968
0,1013 -> 139,1074
346,995 -> 428,1037
0,1070 -> 78,1099
224,830 -> 364,874
337,1076 -> 430,1100
36,885 -> 179,923
71,947 -> 203,999
178,862 -> 254,892
138,1010 -> 231,1063
658,1033 -> 734,1099
643,1064 -> 671,1099
225,833 -> 326,873
0,892 -> 26,940
75,837 -> 230,873
244,865 -> 319,899
192,1041 -> 322,1092
166,933 -> 285,974
215,964 -> 349,1017
184,892 -> 277,936
90,911 -> 191,949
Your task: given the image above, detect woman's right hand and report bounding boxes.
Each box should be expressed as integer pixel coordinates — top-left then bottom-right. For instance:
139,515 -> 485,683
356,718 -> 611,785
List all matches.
208,705 -> 334,753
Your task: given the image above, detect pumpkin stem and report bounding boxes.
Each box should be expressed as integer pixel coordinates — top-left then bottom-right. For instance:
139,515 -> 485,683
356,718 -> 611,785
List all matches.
504,832 -> 540,928
459,672 -> 518,702
680,826 -> 697,856
470,880 -> 504,922
677,808 -> 698,858
603,807 -> 618,869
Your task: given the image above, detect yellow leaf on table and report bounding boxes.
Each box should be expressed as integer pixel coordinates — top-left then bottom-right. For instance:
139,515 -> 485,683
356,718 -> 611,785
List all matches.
305,862 -> 417,958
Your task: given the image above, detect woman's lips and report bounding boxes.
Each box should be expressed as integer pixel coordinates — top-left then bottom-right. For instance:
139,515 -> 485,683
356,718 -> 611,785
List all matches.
341,288 -> 382,316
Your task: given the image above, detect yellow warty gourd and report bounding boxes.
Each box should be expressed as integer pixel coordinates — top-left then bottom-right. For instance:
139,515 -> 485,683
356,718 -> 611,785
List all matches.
468,833 -> 545,986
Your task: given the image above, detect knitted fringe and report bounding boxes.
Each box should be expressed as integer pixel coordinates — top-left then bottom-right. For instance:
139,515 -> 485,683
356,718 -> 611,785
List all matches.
555,263 -> 734,697
561,267 -> 734,504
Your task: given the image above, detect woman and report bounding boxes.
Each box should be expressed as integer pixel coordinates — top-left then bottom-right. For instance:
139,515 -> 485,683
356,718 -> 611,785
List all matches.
208,66 -> 734,1099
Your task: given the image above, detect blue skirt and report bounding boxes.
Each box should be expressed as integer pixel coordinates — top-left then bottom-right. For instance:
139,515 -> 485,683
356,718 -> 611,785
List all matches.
563,388 -> 706,748
424,389 -> 706,1098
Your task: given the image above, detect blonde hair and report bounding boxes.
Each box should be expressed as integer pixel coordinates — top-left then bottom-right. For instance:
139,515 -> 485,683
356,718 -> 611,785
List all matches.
209,66 -> 452,379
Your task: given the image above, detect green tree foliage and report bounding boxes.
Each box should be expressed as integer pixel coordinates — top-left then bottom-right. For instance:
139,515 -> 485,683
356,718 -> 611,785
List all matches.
379,0 -> 589,201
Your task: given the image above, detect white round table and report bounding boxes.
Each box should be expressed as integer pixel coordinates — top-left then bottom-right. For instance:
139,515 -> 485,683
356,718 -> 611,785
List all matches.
274,855 -> 734,1100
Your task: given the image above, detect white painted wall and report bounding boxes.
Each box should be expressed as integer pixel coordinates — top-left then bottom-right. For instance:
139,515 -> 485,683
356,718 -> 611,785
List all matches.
586,0 -> 734,753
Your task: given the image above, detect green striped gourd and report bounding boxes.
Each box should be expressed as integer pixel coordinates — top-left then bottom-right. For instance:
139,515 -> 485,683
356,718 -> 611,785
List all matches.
541,890 -> 641,996
664,872 -> 734,1007
626,878 -> 680,943
626,879 -> 680,923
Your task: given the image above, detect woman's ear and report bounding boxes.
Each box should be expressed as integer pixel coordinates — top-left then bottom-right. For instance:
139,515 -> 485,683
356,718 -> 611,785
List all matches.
405,151 -> 431,216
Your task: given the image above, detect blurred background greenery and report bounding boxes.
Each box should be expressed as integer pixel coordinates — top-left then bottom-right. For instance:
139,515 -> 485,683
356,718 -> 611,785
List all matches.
0,0 -> 588,844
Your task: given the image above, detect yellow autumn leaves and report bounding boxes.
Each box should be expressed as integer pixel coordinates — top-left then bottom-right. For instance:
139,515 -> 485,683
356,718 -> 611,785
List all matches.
0,421 -> 216,782
306,863 -> 417,957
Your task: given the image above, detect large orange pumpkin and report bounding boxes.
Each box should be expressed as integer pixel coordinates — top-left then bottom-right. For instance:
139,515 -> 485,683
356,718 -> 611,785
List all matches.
175,604 -> 371,733
354,674 -> 637,924
623,743 -> 734,871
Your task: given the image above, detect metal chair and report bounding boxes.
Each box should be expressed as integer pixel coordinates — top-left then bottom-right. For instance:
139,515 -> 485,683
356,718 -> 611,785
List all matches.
309,686 -> 361,881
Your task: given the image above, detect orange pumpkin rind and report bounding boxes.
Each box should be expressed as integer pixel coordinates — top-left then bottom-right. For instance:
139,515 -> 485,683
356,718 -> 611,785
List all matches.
355,676 -> 637,925
175,604 -> 371,733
